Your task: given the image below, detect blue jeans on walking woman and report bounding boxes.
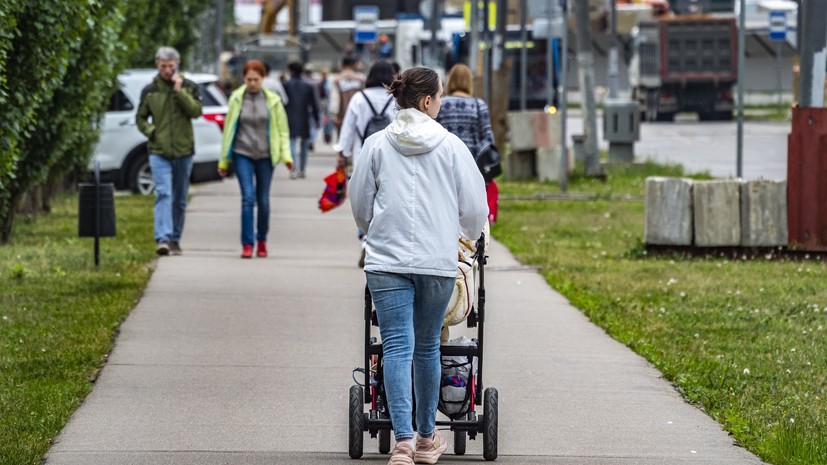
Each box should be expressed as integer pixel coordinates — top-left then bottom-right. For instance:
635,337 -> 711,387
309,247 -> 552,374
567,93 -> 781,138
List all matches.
366,271 -> 455,441
233,153 -> 274,246
149,154 -> 193,244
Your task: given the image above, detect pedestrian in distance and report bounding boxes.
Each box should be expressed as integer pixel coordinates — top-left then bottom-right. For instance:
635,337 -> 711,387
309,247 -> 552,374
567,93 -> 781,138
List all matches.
136,46 -> 203,256
330,55 -> 366,135
262,62 -> 289,105
348,67 -> 488,465
435,63 -> 499,224
334,60 -> 397,268
302,63 -> 323,152
283,61 -> 320,179
217,60 -> 293,259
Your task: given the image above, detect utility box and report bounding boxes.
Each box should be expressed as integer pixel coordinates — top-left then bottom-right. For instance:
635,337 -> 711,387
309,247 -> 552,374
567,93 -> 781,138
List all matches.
603,99 -> 640,162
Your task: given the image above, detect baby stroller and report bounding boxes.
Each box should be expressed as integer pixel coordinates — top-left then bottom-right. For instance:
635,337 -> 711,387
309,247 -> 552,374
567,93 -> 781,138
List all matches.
348,233 -> 499,461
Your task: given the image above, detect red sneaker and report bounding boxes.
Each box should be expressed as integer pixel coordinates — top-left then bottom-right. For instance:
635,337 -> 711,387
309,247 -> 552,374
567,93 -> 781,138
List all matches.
256,240 -> 268,258
241,244 -> 253,259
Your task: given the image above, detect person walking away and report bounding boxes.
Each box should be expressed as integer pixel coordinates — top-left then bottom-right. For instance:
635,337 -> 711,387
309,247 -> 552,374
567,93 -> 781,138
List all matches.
349,67 -> 488,465
330,55 -> 365,137
136,46 -> 203,256
302,64 -> 323,151
262,62 -> 289,105
435,63 -> 499,224
283,61 -> 320,179
217,60 -> 293,259
334,60 -> 397,267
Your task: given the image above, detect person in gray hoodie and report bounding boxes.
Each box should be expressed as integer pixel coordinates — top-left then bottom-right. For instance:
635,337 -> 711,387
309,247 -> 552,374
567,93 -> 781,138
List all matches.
349,67 -> 488,465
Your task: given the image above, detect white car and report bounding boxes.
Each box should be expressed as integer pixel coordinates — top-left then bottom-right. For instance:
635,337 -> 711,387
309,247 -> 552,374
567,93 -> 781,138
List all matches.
91,69 -> 228,194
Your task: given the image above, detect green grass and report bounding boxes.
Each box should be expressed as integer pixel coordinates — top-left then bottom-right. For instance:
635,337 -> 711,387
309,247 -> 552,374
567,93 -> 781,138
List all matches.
0,193 -> 155,465
492,166 -> 827,465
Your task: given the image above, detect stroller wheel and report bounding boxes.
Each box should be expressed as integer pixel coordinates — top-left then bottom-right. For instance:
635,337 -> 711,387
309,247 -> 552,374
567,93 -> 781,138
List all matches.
349,385 -> 364,458
453,428 -> 466,455
378,428 -> 391,454
482,387 -> 498,461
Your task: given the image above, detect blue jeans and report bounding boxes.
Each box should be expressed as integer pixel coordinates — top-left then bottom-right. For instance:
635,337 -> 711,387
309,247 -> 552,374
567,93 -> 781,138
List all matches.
149,154 -> 193,243
289,136 -> 309,173
366,271 -> 455,440
233,153 -> 274,246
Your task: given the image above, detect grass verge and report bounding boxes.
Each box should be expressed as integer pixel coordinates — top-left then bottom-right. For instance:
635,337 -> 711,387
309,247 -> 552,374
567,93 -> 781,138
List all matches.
0,193 -> 155,465
492,163 -> 827,465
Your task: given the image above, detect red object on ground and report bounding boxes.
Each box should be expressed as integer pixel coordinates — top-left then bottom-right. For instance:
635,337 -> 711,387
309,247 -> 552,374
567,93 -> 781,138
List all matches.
486,180 -> 499,225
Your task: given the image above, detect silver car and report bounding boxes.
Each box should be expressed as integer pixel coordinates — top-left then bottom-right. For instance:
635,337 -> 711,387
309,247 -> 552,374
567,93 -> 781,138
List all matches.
91,69 -> 228,194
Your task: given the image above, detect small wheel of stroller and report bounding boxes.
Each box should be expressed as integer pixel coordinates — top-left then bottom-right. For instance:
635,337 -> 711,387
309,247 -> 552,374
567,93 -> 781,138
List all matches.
378,428 -> 391,454
483,387 -> 498,461
349,385 -> 364,459
453,428 -> 466,455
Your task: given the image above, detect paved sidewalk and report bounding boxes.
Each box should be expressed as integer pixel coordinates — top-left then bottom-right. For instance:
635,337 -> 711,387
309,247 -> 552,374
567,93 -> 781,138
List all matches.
44,145 -> 765,464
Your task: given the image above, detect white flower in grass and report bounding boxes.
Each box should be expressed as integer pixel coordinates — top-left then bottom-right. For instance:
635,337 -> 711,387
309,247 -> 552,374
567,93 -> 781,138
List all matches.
790,348 -> 796,352
667,278 -> 677,286
679,291 -> 687,298
743,368 -> 750,375
694,333 -> 700,338
790,418 -> 795,424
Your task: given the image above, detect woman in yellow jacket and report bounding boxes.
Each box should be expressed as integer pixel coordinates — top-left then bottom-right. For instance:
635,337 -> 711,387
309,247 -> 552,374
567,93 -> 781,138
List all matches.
218,60 -> 292,258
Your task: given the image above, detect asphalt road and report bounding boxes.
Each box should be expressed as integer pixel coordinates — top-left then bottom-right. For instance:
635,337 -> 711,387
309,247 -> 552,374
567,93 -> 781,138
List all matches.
567,113 -> 789,181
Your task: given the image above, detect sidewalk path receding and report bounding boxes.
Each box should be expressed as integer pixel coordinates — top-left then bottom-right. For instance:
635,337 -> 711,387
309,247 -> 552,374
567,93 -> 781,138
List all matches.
44,145 -> 765,465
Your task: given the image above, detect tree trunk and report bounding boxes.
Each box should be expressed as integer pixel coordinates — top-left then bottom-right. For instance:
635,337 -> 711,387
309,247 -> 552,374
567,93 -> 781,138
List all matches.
0,193 -> 21,244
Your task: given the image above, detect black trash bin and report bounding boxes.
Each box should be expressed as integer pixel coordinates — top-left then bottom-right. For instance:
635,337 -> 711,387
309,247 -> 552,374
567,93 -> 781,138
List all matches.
78,182 -> 116,238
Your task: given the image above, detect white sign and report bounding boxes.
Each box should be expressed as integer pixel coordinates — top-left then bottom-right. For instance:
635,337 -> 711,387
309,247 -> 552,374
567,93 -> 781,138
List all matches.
769,10 -> 786,41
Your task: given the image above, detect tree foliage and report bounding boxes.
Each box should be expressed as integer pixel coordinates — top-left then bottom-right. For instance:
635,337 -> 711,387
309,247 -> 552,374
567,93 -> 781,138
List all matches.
0,0 -> 218,242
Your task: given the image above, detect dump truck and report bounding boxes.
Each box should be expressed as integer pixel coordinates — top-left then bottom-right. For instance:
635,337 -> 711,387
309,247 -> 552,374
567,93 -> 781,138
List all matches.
629,15 -> 737,121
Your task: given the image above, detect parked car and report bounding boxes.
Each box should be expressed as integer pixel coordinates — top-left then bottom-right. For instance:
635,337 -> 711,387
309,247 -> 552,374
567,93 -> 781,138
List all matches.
91,69 -> 228,194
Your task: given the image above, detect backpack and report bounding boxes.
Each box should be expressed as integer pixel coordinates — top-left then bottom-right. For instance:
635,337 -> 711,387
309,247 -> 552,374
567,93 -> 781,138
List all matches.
360,91 -> 394,144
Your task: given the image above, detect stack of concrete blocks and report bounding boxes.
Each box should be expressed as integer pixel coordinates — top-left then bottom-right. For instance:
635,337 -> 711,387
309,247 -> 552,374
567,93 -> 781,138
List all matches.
505,111 -> 568,181
644,177 -> 788,247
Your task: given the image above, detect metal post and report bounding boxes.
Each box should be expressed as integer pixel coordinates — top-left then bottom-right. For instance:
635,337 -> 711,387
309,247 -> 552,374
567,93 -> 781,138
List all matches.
736,0 -> 745,178
519,0 -> 528,110
559,0 -> 569,192
547,0 -> 554,106
214,0 -> 224,76
574,0 -> 603,177
776,40 -> 782,107
94,162 -> 101,267
494,0 -> 507,71
483,1 -> 492,104
470,0 -> 480,74
607,0 -> 619,98
430,0 -> 441,68
799,0 -> 827,108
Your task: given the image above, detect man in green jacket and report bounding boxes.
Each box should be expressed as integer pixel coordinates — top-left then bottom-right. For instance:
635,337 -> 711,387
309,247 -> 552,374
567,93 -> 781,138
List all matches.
136,46 -> 203,256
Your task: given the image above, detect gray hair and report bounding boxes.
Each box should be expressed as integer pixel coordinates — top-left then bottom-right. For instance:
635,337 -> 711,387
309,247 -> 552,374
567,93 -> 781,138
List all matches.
155,46 -> 180,62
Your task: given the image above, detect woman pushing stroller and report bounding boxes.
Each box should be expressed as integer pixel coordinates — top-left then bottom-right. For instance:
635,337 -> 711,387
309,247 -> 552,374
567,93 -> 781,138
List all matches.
348,67 -> 488,464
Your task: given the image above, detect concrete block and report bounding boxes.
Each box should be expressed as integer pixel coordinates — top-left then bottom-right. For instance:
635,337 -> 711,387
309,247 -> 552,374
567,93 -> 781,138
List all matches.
644,177 -> 693,245
694,180 -> 741,246
506,111 -> 563,180
740,180 -> 788,246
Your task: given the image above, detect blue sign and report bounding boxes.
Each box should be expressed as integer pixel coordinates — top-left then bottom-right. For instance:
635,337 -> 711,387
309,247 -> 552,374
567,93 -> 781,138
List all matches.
353,5 -> 379,44
769,11 -> 787,42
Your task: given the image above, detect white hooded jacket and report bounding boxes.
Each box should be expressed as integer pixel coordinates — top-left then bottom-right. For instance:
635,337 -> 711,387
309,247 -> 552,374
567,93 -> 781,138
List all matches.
349,108 -> 488,277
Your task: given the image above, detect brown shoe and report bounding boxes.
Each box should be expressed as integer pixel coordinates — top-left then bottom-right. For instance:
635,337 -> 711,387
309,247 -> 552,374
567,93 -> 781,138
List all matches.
388,441 -> 415,465
414,430 -> 447,464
